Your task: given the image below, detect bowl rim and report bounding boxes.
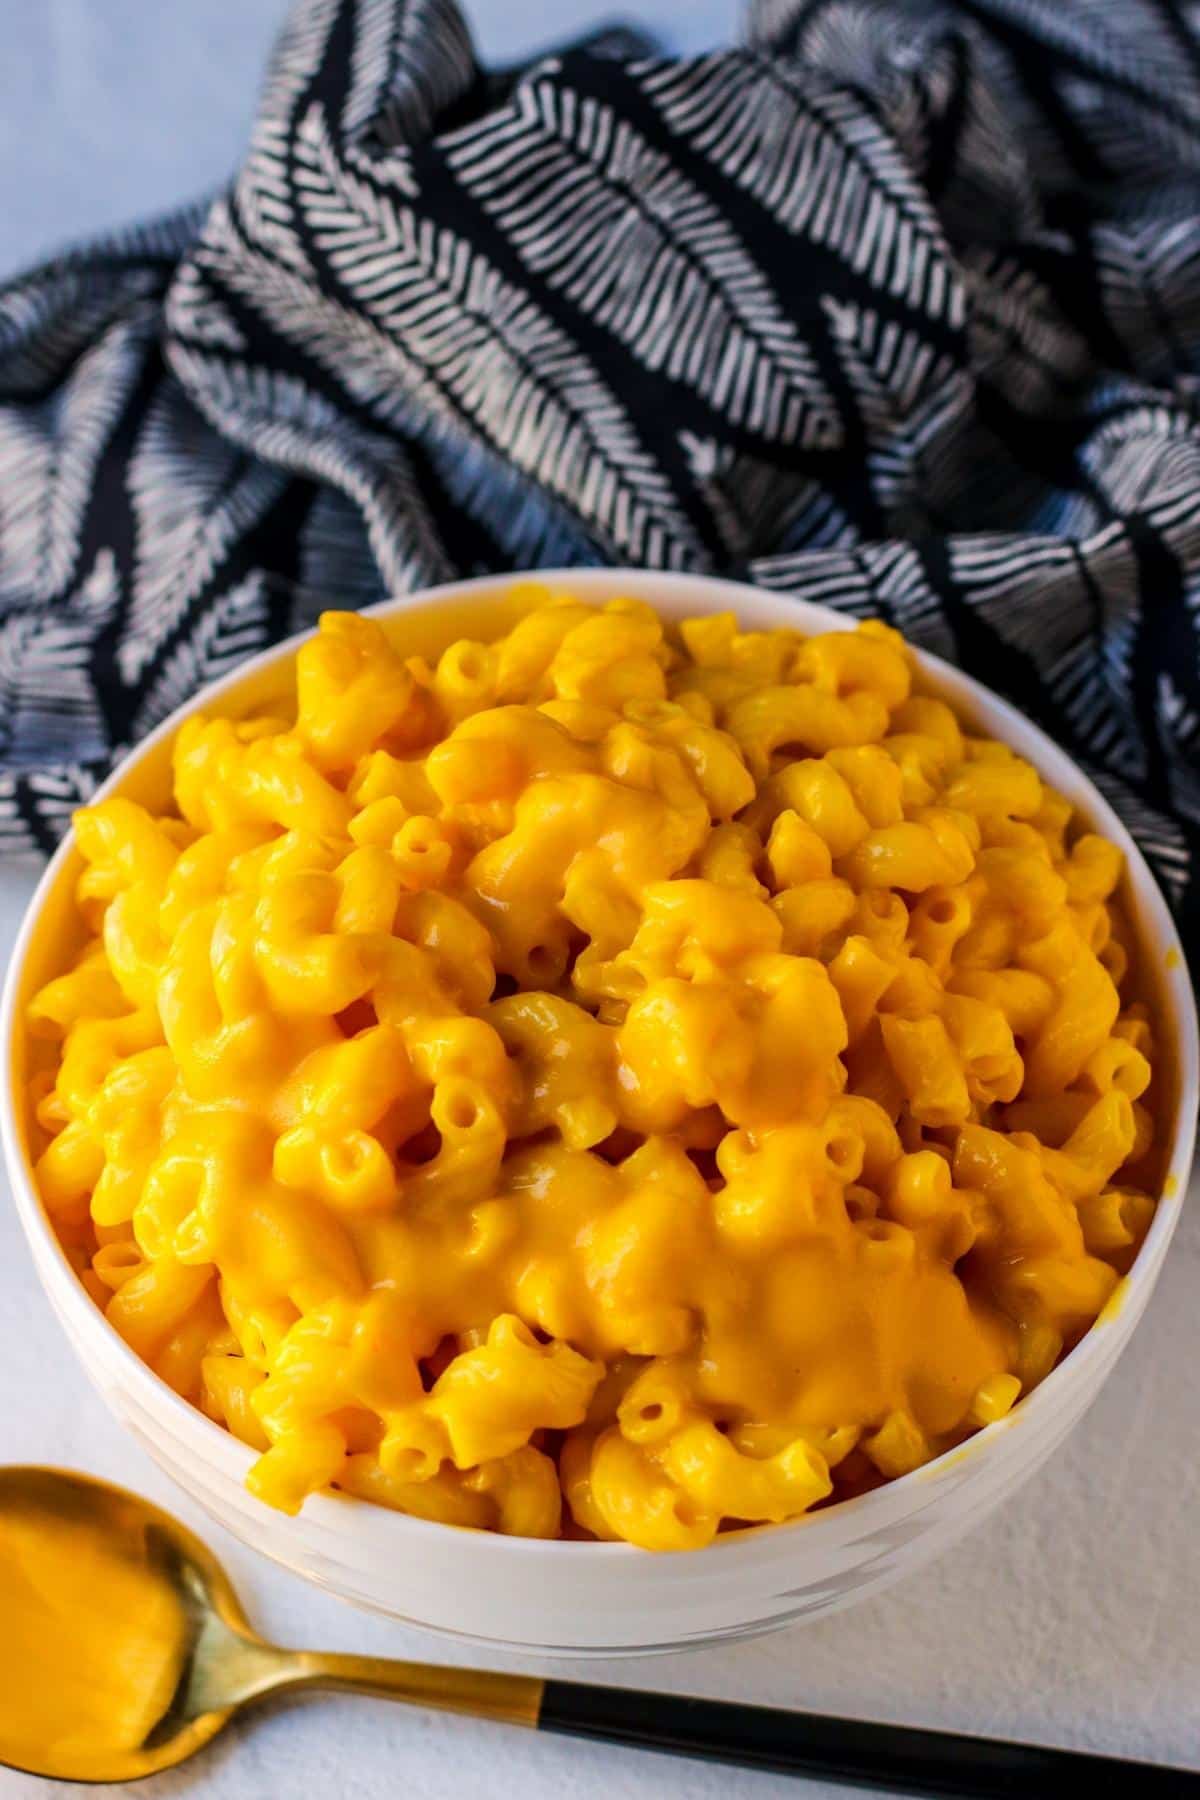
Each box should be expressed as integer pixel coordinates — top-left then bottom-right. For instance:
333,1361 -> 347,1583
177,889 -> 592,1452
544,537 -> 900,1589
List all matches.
2,565 -> 1196,1566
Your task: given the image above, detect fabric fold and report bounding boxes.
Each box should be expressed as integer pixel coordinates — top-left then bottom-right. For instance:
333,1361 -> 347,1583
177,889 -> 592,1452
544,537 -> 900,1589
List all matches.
0,0 -> 1195,940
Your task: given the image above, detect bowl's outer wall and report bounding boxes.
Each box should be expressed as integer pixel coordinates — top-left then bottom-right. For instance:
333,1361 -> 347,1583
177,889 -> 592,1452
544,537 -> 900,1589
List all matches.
4,570 -> 1196,1653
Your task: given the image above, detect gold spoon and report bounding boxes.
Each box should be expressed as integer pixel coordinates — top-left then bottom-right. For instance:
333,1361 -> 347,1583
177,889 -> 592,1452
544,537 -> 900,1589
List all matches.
0,1466 -> 1192,1794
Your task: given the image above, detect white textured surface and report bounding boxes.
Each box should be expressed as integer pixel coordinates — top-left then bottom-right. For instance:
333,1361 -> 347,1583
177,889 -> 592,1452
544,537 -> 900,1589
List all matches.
0,0 -> 1198,1793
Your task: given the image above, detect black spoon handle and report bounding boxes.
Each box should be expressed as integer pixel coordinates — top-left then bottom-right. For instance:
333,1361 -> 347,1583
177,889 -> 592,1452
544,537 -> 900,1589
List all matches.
538,1681 -> 1198,1796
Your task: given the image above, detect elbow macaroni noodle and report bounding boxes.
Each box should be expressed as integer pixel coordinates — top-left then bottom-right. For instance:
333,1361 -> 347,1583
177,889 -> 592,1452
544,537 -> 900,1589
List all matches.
27,592 -> 1162,1549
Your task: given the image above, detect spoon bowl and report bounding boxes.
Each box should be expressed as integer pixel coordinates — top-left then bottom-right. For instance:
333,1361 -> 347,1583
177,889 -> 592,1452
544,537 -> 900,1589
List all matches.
0,1466 -> 282,1781
0,1466 -> 536,1783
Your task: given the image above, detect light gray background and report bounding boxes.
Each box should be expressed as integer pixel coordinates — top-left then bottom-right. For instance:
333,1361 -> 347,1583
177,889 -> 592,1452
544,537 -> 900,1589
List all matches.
0,4 -> 1197,1797
0,0 -> 737,273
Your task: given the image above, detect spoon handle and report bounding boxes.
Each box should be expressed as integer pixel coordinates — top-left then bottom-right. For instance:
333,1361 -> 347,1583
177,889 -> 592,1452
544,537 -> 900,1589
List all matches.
285,1657 -> 1196,1794
537,1683 -> 1196,1794
284,1652 -> 542,1727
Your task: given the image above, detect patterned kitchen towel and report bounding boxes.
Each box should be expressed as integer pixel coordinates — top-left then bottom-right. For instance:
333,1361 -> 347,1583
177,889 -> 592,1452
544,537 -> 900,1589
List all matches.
0,0 -> 1197,943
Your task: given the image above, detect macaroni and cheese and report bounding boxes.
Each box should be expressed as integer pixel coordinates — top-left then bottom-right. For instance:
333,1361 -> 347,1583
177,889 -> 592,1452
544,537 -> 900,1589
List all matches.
26,591 -> 1161,1549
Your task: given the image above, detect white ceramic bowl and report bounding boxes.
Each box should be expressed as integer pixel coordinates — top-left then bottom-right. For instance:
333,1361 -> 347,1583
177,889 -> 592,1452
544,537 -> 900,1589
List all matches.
3,570 -> 1196,1656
